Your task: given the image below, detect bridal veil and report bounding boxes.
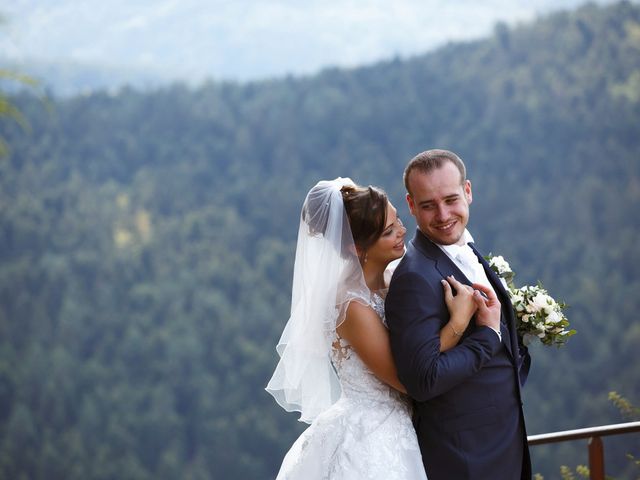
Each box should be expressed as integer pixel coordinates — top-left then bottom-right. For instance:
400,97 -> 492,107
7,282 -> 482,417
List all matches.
266,178 -> 370,423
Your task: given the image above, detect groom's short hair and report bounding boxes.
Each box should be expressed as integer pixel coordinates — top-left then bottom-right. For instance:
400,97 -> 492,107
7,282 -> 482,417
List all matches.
404,149 -> 467,195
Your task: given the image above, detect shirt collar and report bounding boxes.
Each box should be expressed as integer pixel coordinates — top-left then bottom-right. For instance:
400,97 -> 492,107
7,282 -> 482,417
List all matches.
437,229 -> 474,257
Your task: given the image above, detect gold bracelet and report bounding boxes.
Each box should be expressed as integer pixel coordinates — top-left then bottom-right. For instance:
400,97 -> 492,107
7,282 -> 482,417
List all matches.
449,323 -> 463,337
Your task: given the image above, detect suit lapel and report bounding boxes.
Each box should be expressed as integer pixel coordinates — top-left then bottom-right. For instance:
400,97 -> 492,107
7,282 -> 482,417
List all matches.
411,230 -> 473,287
469,243 -> 518,360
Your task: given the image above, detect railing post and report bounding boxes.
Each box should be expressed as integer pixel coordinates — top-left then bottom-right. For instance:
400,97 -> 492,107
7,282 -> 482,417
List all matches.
588,436 -> 604,480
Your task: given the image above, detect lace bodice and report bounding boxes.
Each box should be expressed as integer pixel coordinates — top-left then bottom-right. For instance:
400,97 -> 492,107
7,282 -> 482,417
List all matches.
331,292 -> 407,406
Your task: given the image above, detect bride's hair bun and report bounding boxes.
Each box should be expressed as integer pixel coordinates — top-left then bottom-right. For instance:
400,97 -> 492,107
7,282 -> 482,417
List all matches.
341,185 -> 388,253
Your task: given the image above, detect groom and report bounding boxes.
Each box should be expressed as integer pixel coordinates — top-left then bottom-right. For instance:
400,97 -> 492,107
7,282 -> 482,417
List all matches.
385,149 -> 532,480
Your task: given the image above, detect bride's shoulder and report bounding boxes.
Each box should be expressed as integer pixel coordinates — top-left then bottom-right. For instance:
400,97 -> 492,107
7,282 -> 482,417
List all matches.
343,294 -> 386,328
343,298 -> 381,324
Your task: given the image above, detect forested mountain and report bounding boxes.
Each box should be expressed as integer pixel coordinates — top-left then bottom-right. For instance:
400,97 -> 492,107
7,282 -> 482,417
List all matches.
1,2 -> 639,479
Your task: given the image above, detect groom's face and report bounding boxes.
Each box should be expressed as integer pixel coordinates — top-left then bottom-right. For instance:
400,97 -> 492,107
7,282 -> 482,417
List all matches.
406,161 -> 472,246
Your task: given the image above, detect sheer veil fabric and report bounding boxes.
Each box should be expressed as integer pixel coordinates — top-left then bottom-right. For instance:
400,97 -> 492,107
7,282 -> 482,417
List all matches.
266,178 -> 371,423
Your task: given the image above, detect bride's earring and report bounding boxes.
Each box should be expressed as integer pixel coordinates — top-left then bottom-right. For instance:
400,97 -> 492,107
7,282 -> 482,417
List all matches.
356,248 -> 367,265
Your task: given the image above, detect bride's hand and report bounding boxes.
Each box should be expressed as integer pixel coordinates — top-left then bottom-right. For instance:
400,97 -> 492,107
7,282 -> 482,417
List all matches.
441,275 -> 477,334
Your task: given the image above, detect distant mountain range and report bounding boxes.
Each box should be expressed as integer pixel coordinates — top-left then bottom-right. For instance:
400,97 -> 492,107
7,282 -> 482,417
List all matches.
1,0 -> 623,96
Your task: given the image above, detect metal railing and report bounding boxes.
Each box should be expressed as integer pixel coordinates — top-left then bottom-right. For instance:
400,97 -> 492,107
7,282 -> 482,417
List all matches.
528,421 -> 640,479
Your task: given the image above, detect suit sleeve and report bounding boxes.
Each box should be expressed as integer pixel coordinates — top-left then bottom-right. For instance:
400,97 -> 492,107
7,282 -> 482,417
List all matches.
386,270 -> 502,402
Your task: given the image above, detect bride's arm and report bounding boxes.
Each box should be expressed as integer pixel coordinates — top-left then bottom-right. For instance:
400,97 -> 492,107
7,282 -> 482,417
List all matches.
337,301 -> 408,393
336,276 -> 479,394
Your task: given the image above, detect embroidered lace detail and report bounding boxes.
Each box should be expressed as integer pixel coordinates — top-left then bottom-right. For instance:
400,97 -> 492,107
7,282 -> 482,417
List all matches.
370,291 -> 387,326
276,293 -> 427,479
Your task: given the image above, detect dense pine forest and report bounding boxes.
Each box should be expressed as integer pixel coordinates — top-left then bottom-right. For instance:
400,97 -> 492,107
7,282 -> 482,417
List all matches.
1,2 -> 639,478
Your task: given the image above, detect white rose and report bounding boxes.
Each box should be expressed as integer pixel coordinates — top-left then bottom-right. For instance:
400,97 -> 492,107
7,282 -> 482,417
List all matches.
490,256 -> 512,274
510,292 -> 523,304
546,310 -> 562,324
531,293 -> 551,312
543,299 -> 558,315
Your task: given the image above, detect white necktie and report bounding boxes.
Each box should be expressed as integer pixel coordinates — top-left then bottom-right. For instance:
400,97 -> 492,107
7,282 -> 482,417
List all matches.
452,244 -> 492,290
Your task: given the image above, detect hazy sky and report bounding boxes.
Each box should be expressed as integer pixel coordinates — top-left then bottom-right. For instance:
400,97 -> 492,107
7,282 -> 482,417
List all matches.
1,0 -> 621,83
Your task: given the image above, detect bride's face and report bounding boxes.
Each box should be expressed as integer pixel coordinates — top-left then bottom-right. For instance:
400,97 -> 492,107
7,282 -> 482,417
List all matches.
366,203 -> 406,265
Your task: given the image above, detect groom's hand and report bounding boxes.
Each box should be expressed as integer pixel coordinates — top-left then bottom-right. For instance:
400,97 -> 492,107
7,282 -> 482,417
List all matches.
471,283 -> 501,331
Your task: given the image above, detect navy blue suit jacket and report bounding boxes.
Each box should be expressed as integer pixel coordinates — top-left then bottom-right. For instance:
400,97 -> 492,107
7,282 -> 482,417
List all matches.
385,229 -> 532,480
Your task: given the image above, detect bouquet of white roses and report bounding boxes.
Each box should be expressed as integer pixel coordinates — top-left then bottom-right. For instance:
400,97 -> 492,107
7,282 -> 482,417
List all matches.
486,255 -> 576,347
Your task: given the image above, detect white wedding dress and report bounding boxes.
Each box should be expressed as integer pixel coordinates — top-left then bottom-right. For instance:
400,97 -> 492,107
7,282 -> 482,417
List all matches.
275,293 -> 428,480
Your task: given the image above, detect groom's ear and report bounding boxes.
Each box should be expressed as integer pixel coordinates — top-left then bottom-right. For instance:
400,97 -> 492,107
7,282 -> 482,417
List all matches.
406,193 -> 416,215
464,180 -> 472,204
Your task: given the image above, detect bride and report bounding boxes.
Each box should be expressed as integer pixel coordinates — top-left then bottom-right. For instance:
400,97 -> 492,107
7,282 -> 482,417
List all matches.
266,178 -> 492,479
